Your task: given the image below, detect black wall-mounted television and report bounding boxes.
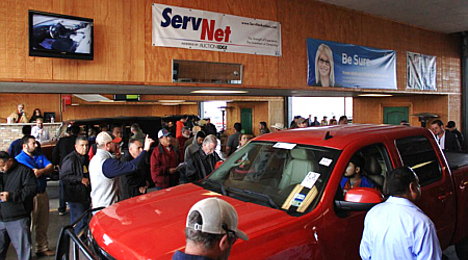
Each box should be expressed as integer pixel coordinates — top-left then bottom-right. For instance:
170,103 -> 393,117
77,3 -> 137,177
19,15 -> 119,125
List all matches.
29,10 -> 94,60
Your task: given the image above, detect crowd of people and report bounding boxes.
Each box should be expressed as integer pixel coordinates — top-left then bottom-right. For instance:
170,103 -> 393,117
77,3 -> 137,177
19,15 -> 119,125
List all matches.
1,112 -> 268,258
0,105 -> 464,259
288,114 -> 349,129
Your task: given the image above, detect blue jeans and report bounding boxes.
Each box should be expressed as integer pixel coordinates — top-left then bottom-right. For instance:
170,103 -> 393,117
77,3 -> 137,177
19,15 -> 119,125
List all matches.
69,202 -> 90,235
0,217 -> 32,260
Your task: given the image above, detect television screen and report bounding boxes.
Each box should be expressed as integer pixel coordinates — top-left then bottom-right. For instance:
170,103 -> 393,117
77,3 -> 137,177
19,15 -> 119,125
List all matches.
29,10 -> 93,60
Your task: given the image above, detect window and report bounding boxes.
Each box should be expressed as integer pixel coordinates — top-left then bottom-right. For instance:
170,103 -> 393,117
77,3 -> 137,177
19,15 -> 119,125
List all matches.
203,141 -> 340,215
396,136 -> 441,186
339,144 -> 390,196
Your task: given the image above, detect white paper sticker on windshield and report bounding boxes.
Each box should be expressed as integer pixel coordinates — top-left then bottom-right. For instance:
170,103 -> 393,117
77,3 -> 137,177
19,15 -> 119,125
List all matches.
319,157 -> 333,167
301,171 -> 321,189
273,142 -> 297,150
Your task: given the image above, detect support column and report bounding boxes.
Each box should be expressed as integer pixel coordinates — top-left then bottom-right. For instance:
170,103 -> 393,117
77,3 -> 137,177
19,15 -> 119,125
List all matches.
461,32 -> 468,149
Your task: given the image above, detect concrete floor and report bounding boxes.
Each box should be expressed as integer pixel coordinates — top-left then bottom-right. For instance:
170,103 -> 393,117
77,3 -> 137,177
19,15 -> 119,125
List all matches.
5,181 -> 461,260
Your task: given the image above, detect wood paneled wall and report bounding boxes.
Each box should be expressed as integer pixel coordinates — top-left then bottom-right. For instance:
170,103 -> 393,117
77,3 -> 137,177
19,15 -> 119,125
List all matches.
353,94 -> 460,128
0,94 -> 200,122
0,0 -> 461,94
62,104 -> 196,121
0,93 -> 282,124
0,94 -> 61,122
269,100 -> 285,127
226,101 -> 269,136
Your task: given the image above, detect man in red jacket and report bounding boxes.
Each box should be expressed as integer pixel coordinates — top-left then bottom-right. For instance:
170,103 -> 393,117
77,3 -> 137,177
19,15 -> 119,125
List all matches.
151,129 -> 179,190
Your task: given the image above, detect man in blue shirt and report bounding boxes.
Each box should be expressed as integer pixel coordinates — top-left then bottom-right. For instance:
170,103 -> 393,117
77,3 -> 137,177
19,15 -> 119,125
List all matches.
8,125 -> 31,158
15,136 -> 55,257
360,166 -> 442,260
340,153 -> 374,194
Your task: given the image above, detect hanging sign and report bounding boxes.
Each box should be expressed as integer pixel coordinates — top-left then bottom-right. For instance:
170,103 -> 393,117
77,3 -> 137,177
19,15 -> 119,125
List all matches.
407,51 -> 437,90
152,4 -> 282,56
307,38 -> 397,89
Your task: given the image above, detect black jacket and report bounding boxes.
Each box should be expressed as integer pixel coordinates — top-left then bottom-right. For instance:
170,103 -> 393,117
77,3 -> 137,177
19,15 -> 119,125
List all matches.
0,161 -> 38,222
120,152 -> 150,200
59,150 -> 90,203
185,148 -> 221,183
204,123 -> 217,136
52,135 -> 78,166
443,130 -> 461,151
451,129 -> 465,150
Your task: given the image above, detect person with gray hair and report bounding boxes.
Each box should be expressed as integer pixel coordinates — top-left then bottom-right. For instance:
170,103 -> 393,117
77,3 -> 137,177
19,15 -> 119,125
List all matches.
184,130 -> 206,162
129,123 -> 145,143
184,134 -> 222,183
172,197 -> 248,260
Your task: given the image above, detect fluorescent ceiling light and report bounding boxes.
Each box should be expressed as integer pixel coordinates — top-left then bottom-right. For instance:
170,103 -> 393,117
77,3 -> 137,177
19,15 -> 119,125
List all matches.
357,94 -> 393,97
73,94 -> 110,102
191,90 -> 248,94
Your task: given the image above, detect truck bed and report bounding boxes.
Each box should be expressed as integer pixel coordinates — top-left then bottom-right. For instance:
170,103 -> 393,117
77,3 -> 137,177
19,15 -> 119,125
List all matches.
445,151 -> 468,170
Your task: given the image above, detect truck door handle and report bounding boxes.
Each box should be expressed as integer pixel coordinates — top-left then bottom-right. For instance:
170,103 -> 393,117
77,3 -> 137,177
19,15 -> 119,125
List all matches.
438,192 -> 453,202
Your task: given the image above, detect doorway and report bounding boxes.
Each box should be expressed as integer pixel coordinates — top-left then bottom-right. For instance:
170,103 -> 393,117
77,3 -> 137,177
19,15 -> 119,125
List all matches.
383,106 -> 409,125
240,108 -> 252,134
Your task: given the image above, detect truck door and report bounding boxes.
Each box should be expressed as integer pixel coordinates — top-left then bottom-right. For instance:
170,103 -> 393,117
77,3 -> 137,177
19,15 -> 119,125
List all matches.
320,143 -> 391,259
395,136 -> 457,248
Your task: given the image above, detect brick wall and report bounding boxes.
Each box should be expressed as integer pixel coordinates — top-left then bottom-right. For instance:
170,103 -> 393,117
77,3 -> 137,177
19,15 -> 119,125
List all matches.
0,123 -> 61,151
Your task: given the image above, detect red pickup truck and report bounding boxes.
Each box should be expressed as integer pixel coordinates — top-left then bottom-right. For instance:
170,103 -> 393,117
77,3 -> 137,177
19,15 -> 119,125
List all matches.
57,124 -> 468,259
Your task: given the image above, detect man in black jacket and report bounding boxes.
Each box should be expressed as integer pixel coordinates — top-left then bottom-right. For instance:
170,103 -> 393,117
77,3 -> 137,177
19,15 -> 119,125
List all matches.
59,136 -> 90,235
53,124 -> 81,216
430,119 -> 461,151
0,151 -> 38,260
120,139 -> 150,200
185,135 -> 222,183
446,121 -> 465,150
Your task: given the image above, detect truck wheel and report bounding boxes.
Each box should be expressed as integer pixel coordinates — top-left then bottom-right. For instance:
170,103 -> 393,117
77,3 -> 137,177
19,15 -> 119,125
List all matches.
455,237 -> 468,260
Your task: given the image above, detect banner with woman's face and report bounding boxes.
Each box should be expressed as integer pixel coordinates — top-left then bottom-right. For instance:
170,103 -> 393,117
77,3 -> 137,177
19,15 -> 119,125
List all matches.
307,38 -> 397,90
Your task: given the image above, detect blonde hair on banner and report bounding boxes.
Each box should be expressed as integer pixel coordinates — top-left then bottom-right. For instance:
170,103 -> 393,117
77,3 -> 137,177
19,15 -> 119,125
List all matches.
314,44 -> 335,87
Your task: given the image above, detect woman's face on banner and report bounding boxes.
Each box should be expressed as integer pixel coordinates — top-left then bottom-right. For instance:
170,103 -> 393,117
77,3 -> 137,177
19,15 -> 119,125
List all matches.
318,52 -> 331,77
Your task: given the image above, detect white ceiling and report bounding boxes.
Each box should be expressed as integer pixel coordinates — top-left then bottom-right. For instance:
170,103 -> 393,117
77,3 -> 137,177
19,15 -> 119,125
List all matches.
317,0 -> 468,34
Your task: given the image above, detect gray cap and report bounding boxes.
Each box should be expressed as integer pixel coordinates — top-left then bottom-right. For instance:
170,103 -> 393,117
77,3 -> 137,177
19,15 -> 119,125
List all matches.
186,197 -> 248,241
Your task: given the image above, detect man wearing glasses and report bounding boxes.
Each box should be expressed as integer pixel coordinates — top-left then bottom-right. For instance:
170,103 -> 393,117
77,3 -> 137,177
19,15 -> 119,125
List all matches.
173,197 -> 248,260
184,134 -> 222,183
89,132 -> 153,210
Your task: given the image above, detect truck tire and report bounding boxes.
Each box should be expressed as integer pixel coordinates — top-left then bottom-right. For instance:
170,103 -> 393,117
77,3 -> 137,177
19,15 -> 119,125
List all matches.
455,237 -> 468,260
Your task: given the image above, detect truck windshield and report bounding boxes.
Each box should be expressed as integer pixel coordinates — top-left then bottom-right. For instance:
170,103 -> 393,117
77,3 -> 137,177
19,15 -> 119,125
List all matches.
201,141 -> 340,215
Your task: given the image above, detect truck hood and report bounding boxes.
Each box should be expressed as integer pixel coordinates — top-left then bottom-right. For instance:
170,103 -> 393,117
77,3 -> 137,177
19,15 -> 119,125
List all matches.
89,183 -> 292,260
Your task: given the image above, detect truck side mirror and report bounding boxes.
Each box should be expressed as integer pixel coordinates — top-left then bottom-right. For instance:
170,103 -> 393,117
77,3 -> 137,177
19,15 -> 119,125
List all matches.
334,188 -> 383,212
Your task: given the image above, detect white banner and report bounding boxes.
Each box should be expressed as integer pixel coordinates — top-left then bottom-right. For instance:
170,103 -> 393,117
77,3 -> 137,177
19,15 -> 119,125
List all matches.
152,4 -> 281,56
407,51 -> 437,90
